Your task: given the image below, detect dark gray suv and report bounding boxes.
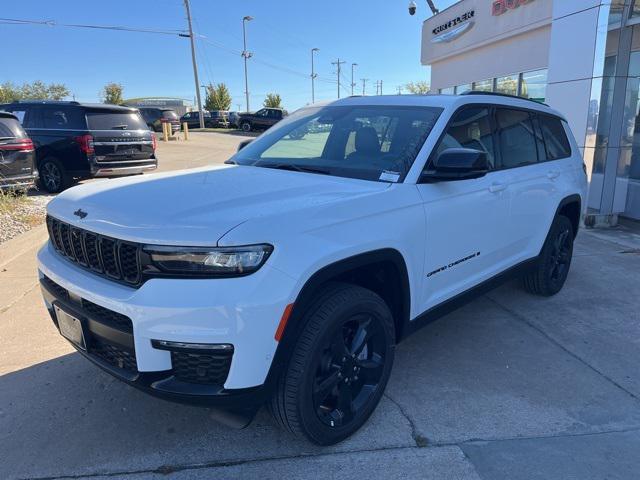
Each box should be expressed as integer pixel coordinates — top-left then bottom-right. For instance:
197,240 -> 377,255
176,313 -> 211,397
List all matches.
0,111 -> 37,191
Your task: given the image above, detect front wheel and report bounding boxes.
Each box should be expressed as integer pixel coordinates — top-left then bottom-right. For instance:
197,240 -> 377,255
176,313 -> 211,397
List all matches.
270,283 -> 395,445
241,121 -> 252,132
523,215 -> 574,296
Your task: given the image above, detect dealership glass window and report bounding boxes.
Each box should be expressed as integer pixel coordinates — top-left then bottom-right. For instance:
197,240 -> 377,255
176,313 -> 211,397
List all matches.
520,69 -> 548,103
472,80 -> 493,92
495,75 -> 519,96
455,84 -> 472,95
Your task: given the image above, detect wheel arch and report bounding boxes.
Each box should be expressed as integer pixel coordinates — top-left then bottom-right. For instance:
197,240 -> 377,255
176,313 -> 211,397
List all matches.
555,194 -> 582,239
263,248 -> 411,391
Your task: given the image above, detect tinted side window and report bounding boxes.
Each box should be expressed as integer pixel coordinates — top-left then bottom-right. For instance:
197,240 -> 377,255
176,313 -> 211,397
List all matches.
0,117 -> 26,138
436,107 -> 495,169
495,109 -> 538,168
42,107 -> 84,129
539,115 -> 571,160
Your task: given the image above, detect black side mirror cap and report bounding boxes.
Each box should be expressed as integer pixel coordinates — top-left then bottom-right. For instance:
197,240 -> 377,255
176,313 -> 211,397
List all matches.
237,139 -> 253,152
420,148 -> 489,183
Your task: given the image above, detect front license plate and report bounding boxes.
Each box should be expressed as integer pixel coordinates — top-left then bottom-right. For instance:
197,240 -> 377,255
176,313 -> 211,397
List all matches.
55,305 -> 87,351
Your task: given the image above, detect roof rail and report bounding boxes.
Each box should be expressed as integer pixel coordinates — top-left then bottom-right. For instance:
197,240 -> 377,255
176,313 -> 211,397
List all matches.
460,91 -> 548,107
9,100 -> 81,105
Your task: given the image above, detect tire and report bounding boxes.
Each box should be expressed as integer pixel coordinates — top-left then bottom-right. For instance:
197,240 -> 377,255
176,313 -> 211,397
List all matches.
523,215 -> 574,296
38,157 -> 69,193
270,282 -> 396,445
241,121 -> 252,132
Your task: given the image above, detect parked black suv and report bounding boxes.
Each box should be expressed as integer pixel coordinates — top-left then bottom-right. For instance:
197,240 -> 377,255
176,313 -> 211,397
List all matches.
0,101 -> 157,193
137,107 -> 180,133
237,108 -> 285,132
0,111 -> 37,191
180,110 -> 229,129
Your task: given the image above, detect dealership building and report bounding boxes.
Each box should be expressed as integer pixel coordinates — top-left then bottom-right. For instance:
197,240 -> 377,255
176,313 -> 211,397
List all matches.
421,0 -> 640,224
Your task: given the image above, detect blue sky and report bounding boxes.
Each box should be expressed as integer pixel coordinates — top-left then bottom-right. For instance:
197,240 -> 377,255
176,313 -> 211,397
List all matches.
1,0 -> 457,111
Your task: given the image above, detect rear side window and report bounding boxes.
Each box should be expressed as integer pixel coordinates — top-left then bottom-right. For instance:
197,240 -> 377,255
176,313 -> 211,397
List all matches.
42,107 -> 85,129
495,109 -> 538,168
0,117 -> 26,138
539,115 -> 572,160
85,110 -> 147,130
435,107 -> 496,169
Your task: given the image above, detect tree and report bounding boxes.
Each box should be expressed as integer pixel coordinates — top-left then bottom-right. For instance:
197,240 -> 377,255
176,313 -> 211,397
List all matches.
263,93 -> 282,108
404,81 -> 430,95
102,83 -> 124,105
204,83 -> 232,111
0,81 -> 69,102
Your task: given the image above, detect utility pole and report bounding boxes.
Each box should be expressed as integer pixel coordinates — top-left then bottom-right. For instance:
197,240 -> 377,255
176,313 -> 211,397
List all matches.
397,86 -> 402,95
331,58 -> 346,98
242,16 -> 253,112
379,80 -> 383,95
361,78 -> 369,96
351,63 -> 358,96
183,0 -> 204,128
311,48 -> 319,103
375,80 -> 380,95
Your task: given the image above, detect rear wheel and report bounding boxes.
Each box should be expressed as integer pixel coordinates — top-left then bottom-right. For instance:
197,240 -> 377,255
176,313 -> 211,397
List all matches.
270,283 -> 395,445
523,215 -> 574,296
38,158 -> 69,193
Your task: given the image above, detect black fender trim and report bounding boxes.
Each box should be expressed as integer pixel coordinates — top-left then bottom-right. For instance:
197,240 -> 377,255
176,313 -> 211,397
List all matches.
553,193 -> 582,240
261,248 -> 411,394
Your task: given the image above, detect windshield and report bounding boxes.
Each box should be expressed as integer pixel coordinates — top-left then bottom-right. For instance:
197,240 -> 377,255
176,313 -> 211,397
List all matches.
230,105 -> 442,182
85,111 -> 148,130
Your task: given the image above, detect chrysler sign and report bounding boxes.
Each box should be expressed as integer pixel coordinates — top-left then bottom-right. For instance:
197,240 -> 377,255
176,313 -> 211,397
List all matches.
431,10 -> 475,43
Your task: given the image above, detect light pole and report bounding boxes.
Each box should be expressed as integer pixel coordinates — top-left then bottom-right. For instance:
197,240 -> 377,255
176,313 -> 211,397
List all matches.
183,0 -> 204,128
351,63 -> 358,96
242,16 -> 253,113
311,47 -> 319,104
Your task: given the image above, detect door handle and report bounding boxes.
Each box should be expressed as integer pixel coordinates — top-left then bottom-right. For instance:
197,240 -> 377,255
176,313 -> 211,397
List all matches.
489,183 -> 507,193
547,170 -> 560,179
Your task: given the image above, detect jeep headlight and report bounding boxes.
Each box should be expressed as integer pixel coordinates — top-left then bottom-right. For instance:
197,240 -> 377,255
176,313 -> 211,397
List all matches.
144,244 -> 273,276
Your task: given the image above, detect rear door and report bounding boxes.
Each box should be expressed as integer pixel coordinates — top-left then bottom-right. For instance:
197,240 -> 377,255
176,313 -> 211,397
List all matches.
495,108 -> 566,262
416,105 -> 514,310
86,109 -> 154,162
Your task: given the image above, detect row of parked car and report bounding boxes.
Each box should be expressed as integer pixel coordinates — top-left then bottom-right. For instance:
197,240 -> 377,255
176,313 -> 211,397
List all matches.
138,106 -> 286,133
0,101 -> 286,194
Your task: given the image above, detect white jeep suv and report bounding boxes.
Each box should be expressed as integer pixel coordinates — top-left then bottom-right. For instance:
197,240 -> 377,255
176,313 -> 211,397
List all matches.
38,93 -> 587,445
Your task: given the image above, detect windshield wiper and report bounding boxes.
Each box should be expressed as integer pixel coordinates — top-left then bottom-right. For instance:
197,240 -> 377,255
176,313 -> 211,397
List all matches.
258,163 -> 331,175
111,124 -> 129,130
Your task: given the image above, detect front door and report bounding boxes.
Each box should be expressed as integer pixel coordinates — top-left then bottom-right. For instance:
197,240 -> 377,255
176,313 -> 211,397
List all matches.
415,106 -> 513,311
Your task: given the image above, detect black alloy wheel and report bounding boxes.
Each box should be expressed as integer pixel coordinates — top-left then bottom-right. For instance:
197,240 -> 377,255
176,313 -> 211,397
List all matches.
523,215 -> 574,296
313,313 -> 387,428
270,283 -> 395,445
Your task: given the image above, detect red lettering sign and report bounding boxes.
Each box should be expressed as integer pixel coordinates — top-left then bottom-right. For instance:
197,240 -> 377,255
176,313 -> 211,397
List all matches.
492,0 -> 534,16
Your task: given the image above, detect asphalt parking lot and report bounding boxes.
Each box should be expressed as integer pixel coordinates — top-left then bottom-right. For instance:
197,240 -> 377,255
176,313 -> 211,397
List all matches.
1,134 -> 640,479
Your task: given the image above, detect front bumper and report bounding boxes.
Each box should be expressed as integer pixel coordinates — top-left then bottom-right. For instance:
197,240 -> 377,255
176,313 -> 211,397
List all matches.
37,241 -> 296,405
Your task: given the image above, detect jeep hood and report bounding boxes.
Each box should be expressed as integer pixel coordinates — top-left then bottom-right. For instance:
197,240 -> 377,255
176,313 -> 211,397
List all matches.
47,165 -> 390,246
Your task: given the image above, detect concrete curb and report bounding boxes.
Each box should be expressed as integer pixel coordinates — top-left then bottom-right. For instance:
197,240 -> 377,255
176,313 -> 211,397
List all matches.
0,224 -> 48,270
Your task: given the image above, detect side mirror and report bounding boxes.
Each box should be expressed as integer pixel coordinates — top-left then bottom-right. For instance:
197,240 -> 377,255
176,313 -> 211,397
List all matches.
420,148 -> 489,182
237,139 -> 253,152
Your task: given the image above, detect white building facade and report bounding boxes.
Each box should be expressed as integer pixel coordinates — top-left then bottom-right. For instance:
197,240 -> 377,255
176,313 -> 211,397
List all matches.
422,0 -> 640,224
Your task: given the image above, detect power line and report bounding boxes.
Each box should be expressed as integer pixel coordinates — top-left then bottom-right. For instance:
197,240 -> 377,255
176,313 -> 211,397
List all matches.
331,59 -> 346,99
0,17 -> 186,36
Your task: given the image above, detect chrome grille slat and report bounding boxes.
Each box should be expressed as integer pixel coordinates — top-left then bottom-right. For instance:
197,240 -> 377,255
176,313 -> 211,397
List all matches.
46,215 -> 142,287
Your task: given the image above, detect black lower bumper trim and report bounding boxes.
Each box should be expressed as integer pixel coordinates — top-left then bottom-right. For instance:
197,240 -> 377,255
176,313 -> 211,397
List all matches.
39,276 -> 267,419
